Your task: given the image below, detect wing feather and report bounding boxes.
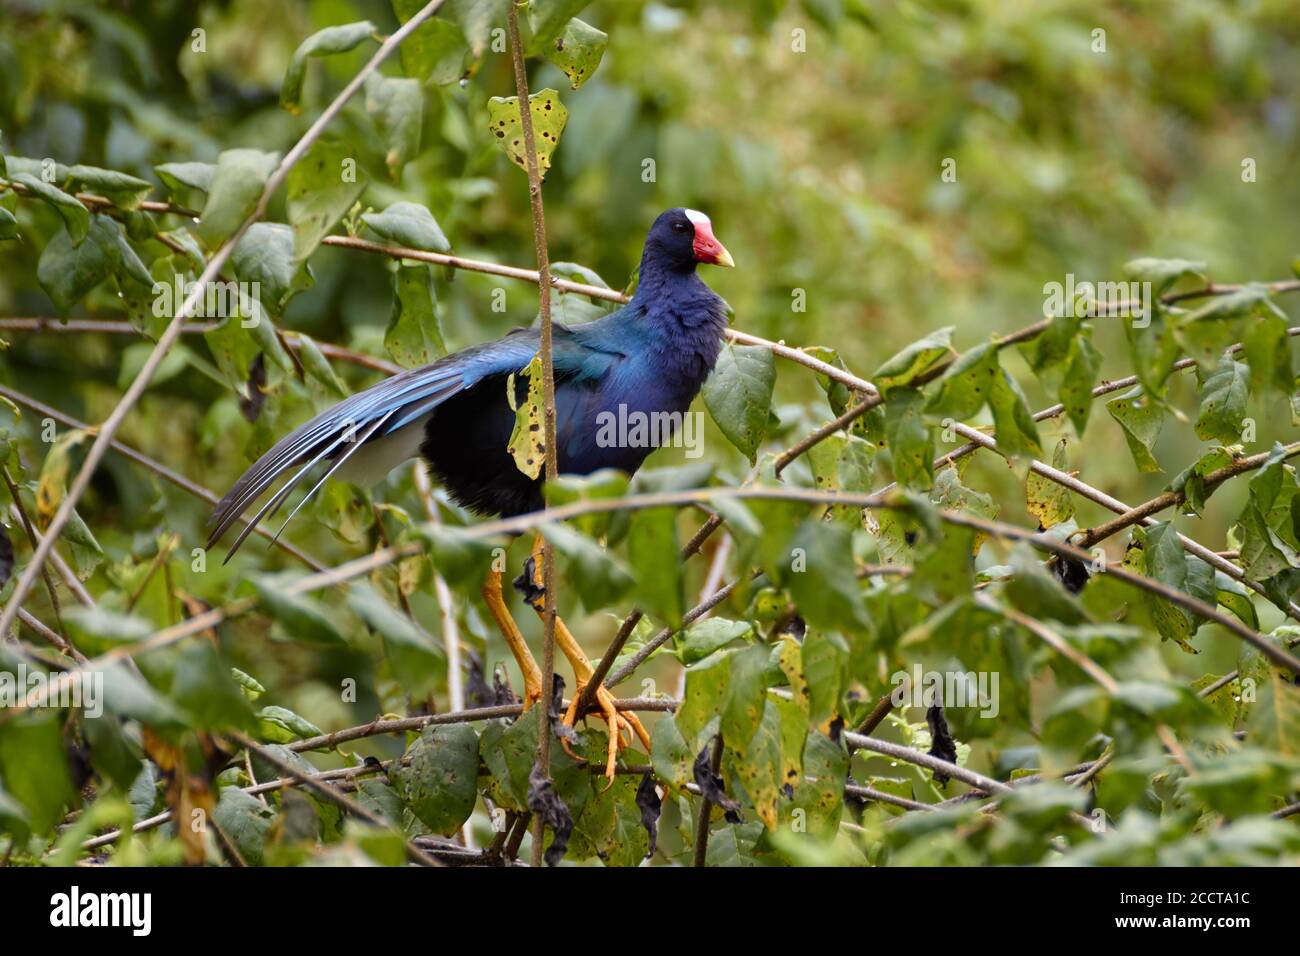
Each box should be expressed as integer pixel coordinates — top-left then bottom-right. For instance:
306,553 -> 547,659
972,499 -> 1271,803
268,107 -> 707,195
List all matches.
207,333 -> 541,556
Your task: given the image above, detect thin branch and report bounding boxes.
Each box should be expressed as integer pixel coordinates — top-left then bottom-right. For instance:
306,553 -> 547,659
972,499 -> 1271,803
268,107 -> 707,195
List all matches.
2,473 -> 77,656
0,0 -> 449,642
413,462 -> 464,713
15,484 -> 1300,720
843,731 -> 1014,796
229,732 -> 440,867
505,1 -> 559,871
1075,442 -> 1300,549
0,319 -> 402,375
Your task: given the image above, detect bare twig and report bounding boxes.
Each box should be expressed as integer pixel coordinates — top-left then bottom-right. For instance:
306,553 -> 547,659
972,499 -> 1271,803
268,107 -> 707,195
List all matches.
505,1 -> 559,870
229,732 -> 440,867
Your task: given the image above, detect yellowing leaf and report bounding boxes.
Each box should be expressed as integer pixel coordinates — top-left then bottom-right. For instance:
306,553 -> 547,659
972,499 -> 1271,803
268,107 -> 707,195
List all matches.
36,429 -> 88,527
486,89 -> 568,180
506,355 -> 546,479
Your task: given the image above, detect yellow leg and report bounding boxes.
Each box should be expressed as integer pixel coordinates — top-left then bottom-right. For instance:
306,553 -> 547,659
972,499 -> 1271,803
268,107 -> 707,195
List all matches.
523,534 -> 651,780
481,568 -> 543,709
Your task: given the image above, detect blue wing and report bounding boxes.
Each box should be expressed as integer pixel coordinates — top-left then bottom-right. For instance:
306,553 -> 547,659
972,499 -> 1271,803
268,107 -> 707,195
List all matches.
207,329 -> 546,559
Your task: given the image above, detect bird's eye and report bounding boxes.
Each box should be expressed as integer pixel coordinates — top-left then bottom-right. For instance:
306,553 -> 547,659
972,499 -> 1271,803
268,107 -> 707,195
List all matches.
672,222 -> 689,233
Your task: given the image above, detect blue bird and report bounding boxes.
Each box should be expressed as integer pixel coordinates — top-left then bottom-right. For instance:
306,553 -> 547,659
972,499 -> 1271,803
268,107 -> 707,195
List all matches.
208,208 -> 735,775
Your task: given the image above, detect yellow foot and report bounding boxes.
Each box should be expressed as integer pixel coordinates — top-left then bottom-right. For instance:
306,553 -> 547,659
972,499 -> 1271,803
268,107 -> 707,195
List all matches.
520,533 -> 650,781
562,681 -> 652,783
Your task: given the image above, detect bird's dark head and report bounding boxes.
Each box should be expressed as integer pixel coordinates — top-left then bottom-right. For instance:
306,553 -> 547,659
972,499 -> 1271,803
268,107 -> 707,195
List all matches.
642,208 -> 735,274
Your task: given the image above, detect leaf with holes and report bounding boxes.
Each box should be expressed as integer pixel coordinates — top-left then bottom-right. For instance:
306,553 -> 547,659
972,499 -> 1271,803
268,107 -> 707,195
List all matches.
486,89 -> 568,180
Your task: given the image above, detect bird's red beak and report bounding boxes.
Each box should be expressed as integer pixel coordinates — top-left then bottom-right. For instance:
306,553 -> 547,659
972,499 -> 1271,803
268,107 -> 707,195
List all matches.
692,220 -> 735,268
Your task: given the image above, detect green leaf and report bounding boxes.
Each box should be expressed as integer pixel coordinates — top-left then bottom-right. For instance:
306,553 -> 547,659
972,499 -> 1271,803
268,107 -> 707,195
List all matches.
650,714 -> 695,789
296,333 -> 349,398
213,788 -> 275,866
257,705 -> 325,743
988,365 -> 1042,463
1060,332 -> 1101,435
249,574 -> 348,646
542,469 -> 630,539
543,18 -> 607,89
1106,387 -> 1164,473
195,149 -> 280,250
926,341 -> 997,420
1194,356 -> 1249,444
168,640 -> 256,730
0,206 -> 16,241
679,618 -> 753,665
722,643 -> 771,750
883,387 -> 932,489
444,0 -> 509,58
280,21 -> 377,113
348,584 -> 443,697
395,724 -> 480,834
1124,309 -> 1181,398
1247,667 -> 1300,757
1241,311 -> 1292,403
419,524 -> 505,591
203,314 -> 261,395
702,344 -> 776,463
1214,572 -> 1259,632
230,222 -> 314,319
361,201 -> 450,252
626,507 -> 682,626
486,89 -> 568,180
544,523 -> 635,611
364,74 -> 423,178
873,326 -> 952,393
1236,445 -> 1300,580
37,217 -> 117,312
0,714 -> 76,835
1122,257 -> 1206,295
787,519 -> 868,634
66,164 -> 152,209
1142,522 -> 1196,652
788,730 -> 846,839
286,138 -> 367,264
391,0 -> 469,84
11,173 -> 89,244
154,161 -> 215,195
524,0 -> 592,47
731,698 -> 782,828
1169,446 -> 1233,516
569,772 -> 648,866
385,263 -> 446,368
801,628 -> 848,724
676,649 -> 731,751
1027,439 -> 1074,529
